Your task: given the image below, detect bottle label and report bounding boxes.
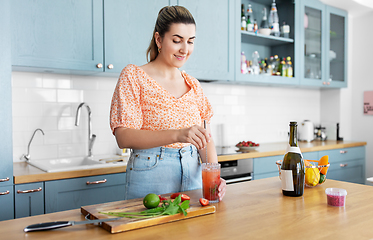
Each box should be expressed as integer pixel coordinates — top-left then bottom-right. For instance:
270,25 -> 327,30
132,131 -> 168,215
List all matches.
271,23 -> 279,33
285,145 -> 303,158
281,170 -> 294,191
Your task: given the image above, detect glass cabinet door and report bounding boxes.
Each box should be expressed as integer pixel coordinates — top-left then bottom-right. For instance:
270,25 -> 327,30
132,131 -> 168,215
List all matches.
327,7 -> 347,87
304,6 -> 323,81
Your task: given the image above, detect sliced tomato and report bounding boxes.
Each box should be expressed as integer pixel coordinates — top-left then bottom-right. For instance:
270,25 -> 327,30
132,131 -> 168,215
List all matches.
170,193 -> 181,199
199,198 -> 209,206
180,194 -> 190,201
158,195 -> 167,201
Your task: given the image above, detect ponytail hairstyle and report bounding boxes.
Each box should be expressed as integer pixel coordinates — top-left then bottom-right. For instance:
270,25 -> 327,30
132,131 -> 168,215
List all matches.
146,6 -> 195,62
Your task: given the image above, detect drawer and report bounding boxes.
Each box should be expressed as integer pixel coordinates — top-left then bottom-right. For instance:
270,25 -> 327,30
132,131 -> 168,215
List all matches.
15,182 -> 44,218
326,159 -> 365,184
45,173 -> 126,213
319,146 -> 365,163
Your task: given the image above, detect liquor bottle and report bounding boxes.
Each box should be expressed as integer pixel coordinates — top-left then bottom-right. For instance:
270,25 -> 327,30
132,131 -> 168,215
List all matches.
269,56 -> 274,75
260,8 -> 269,29
281,58 -> 287,77
286,56 -> 293,77
268,0 -> 280,37
251,51 -> 260,75
241,4 -> 246,31
246,4 -> 254,32
253,19 -> 258,34
281,122 -> 305,197
273,55 -> 279,75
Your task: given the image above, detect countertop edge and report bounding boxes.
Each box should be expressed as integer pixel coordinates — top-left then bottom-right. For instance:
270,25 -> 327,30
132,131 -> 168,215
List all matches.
14,141 -> 367,184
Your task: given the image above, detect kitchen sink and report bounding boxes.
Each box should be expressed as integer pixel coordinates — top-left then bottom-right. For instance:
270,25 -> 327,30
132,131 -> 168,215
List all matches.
27,155 -> 128,173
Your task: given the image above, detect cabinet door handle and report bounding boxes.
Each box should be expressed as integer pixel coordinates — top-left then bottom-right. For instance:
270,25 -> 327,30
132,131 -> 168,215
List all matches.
0,190 -> 10,195
17,187 -> 42,194
340,150 -> 348,154
107,64 -> 114,69
340,163 -> 348,167
96,63 -> 103,68
0,177 -> 10,182
86,179 -> 107,185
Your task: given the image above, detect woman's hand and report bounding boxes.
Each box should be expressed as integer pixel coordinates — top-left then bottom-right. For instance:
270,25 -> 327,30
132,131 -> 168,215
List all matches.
218,178 -> 226,201
177,125 -> 210,150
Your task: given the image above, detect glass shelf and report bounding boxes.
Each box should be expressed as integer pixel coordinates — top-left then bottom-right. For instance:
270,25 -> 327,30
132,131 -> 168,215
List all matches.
241,31 -> 294,46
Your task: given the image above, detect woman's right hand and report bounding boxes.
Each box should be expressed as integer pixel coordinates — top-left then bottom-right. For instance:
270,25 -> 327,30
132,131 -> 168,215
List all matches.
177,125 -> 210,150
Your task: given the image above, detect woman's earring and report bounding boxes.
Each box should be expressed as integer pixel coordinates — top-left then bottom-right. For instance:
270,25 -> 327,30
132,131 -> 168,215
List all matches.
158,48 -> 161,53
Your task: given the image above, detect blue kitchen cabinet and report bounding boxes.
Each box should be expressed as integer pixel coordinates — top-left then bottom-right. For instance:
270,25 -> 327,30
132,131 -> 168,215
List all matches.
236,0 -> 298,86
11,0 -> 104,73
0,186 -> 14,221
104,0 -> 169,74
318,146 -> 366,184
14,182 -> 44,218
178,0 -> 235,82
298,0 -> 347,88
45,173 -> 126,213
253,151 -> 318,180
253,155 -> 282,180
0,0 -> 14,221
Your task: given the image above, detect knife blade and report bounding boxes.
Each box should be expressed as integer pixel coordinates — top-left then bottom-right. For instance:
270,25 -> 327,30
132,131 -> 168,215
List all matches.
24,217 -> 123,232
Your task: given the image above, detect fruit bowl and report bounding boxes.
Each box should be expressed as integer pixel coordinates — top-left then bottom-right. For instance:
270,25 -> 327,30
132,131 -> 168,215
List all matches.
275,157 -> 330,187
235,141 -> 259,152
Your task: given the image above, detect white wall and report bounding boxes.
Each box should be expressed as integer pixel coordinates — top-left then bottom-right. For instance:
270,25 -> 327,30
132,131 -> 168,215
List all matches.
349,11 -> 373,182
12,71 -> 321,162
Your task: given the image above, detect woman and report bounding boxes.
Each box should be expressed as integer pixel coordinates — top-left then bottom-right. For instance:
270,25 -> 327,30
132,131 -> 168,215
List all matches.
110,6 -> 226,201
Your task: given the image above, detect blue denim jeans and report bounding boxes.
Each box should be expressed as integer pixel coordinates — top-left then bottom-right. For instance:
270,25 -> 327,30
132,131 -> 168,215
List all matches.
125,145 -> 202,200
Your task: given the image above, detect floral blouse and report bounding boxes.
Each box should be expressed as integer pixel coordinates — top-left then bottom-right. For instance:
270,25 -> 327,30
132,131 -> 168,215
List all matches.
110,64 -> 213,149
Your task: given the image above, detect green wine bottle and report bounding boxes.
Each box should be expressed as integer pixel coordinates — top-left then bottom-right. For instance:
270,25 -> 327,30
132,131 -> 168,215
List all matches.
281,122 -> 305,197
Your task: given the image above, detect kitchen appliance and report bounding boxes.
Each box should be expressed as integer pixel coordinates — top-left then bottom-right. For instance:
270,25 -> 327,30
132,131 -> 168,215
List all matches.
220,158 -> 253,184
315,125 -> 327,141
299,120 -> 314,142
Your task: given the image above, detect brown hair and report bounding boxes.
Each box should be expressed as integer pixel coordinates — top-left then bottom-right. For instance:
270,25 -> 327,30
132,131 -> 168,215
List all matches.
146,6 -> 195,62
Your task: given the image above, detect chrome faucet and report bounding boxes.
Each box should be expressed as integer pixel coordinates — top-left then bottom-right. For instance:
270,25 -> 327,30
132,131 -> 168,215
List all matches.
21,128 -> 45,161
75,102 -> 96,158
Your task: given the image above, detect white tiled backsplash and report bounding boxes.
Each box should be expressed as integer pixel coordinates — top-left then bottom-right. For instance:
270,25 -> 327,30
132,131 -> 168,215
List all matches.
12,71 -> 320,162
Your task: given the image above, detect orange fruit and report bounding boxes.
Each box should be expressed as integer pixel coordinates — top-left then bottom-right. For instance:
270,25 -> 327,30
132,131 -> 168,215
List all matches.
318,155 -> 329,175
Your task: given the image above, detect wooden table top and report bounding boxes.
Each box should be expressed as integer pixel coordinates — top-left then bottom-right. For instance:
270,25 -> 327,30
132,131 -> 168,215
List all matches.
3,177 -> 373,239
13,140 -> 366,184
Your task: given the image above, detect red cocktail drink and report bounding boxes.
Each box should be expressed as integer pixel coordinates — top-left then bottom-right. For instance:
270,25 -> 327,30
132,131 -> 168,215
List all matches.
202,163 -> 221,203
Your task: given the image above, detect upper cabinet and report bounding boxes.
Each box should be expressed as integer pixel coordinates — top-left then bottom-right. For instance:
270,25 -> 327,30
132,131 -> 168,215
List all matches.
178,0 -> 235,81
11,0 -> 104,73
298,0 -> 347,88
237,0 -> 298,86
104,0 -> 169,73
10,0 -> 348,88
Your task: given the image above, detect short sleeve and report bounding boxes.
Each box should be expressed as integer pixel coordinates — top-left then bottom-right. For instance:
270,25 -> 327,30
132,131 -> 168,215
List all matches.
110,66 -> 143,134
199,91 -> 213,124
184,73 -> 214,124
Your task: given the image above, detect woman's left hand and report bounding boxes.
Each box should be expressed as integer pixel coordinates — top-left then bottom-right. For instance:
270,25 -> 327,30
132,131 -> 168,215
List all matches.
218,178 -> 226,201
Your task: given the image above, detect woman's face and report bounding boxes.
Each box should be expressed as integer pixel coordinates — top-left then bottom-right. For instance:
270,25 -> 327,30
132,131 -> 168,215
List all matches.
156,23 -> 196,68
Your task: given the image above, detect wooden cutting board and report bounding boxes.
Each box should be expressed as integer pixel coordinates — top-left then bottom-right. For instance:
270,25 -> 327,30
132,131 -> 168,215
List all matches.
81,195 -> 216,233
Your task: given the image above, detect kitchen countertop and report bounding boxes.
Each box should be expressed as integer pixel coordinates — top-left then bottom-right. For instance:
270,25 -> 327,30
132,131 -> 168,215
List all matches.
3,177 -> 373,239
13,140 -> 366,184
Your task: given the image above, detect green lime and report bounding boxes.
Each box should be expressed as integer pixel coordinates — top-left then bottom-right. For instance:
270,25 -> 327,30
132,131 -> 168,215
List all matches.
319,174 -> 326,184
143,193 -> 160,209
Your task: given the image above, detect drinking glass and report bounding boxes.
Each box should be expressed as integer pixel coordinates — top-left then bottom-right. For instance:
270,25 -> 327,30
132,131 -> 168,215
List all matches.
202,163 -> 221,203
